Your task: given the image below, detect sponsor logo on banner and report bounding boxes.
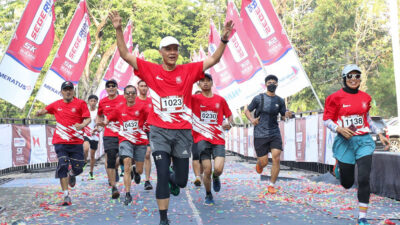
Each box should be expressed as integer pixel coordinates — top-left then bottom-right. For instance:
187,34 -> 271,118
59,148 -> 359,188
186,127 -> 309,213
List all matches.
66,14 -> 90,64
245,0 -> 275,39
32,136 -> 40,147
14,138 -> 26,147
0,71 -> 30,91
26,0 -> 54,45
227,33 -> 248,62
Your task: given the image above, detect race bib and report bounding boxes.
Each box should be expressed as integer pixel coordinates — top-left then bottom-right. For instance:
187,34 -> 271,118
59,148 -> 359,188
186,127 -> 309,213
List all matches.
200,111 -> 218,124
341,115 -> 364,128
160,95 -> 184,113
123,120 -> 139,132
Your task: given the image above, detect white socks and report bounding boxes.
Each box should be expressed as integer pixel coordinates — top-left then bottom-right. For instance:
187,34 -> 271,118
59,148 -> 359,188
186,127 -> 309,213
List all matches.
359,202 -> 368,219
63,190 -> 69,197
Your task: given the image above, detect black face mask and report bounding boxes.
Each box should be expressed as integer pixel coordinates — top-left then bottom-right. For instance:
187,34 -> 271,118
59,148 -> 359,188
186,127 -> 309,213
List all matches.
267,84 -> 277,92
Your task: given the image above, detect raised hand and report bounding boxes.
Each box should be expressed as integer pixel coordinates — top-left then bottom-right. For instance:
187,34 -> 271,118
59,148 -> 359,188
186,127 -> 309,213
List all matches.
221,20 -> 234,41
108,10 -> 122,29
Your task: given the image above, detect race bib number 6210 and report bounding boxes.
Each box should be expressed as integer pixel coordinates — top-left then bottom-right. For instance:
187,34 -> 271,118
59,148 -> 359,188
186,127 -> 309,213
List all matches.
161,96 -> 184,113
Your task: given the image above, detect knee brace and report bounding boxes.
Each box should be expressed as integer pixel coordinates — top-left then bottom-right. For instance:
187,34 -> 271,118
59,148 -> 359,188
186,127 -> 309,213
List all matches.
70,157 -> 85,176
107,149 -> 118,169
56,156 -> 69,178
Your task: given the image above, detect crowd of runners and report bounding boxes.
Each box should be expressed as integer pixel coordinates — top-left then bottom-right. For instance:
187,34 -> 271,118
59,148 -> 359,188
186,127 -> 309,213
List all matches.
33,10 -> 390,225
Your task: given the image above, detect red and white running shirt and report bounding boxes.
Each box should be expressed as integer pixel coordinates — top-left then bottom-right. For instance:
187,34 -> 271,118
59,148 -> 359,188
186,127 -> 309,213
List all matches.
108,103 -> 149,145
98,95 -> 126,137
46,97 -> 90,144
323,89 -> 372,135
135,96 -> 152,132
134,58 -> 204,129
192,94 -> 232,145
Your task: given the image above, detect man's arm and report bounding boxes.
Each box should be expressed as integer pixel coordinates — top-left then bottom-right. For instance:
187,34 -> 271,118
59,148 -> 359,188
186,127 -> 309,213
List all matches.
75,118 -> 91,131
35,109 -> 48,117
203,20 -> 234,71
244,108 -> 259,126
109,11 -> 138,70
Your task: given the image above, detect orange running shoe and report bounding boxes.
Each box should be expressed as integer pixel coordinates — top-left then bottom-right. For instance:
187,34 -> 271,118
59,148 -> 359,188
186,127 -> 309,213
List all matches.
256,163 -> 263,174
267,185 -> 277,194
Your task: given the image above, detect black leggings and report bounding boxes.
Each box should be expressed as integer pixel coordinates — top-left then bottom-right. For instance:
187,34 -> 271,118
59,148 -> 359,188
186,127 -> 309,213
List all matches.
338,155 -> 372,204
152,151 -> 189,199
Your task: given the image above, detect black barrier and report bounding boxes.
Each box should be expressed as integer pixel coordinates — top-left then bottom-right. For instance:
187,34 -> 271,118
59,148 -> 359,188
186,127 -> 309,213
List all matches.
0,118 -> 56,125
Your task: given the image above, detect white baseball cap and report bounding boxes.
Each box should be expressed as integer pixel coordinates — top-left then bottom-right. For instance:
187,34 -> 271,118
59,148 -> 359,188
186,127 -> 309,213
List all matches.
159,36 -> 180,49
342,64 -> 362,77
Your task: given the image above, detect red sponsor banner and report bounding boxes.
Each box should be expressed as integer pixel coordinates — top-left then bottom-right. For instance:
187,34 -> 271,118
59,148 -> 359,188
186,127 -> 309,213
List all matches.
279,121 -> 284,160
103,21 -> 133,88
318,114 -> 327,164
6,0 -> 56,72
36,0 -> 91,105
46,125 -> 58,162
295,118 -> 306,162
208,21 -> 236,89
240,0 -> 291,65
96,21 -> 133,99
243,127 -> 249,157
12,125 -> 31,166
48,0 -> 90,82
226,0 -> 261,83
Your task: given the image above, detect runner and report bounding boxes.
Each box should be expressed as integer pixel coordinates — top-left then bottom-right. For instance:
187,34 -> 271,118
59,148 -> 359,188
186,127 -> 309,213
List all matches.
323,64 -> 390,225
97,79 -> 125,199
106,85 -> 149,205
36,81 -> 90,206
83,94 -> 100,180
244,75 -> 288,194
192,90 -> 203,187
136,80 -> 153,190
192,73 -> 233,205
109,10 -> 233,225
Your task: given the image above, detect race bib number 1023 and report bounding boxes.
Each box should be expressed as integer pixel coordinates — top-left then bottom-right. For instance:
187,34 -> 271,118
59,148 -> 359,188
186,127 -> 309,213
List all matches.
160,96 -> 184,113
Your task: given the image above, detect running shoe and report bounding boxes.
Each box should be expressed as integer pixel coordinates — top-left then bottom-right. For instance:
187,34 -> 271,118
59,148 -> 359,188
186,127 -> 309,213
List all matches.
144,180 -> 153,190
256,163 -> 263,174
332,160 -> 340,180
204,194 -> 214,205
124,193 -> 132,205
89,172 -> 94,180
115,168 -> 120,183
357,218 -> 370,225
132,166 -> 141,184
267,185 -> 277,194
193,177 -> 201,187
159,220 -> 170,225
169,167 -> 180,196
212,174 -> 221,192
60,196 -> 72,206
111,186 -> 120,199
68,174 -> 76,188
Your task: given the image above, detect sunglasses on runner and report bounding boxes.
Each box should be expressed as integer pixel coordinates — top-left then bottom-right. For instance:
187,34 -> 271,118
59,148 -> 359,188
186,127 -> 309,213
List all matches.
124,91 -> 136,95
106,84 -> 116,88
346,73 -> 361,79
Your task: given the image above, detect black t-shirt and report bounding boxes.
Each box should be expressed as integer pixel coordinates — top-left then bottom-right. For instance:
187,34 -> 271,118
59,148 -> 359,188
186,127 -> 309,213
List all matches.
247,93 -> 286,138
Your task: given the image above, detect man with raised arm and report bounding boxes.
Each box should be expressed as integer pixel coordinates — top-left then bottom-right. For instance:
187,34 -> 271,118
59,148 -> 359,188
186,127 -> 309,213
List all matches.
109,10 -> 233,225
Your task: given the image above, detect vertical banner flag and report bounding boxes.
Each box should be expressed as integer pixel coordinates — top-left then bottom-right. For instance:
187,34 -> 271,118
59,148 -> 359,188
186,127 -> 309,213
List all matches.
0,0 -> 56,108
0,124 -> 13,170
126,44 -> 141,87
208,20 -> 246,110
46,125 -> 58,162
96,21 -> 133,100
29,124 -> 48,164
240,0 -> 310,98
12,125 -> 31,166
36,0 -> 91,105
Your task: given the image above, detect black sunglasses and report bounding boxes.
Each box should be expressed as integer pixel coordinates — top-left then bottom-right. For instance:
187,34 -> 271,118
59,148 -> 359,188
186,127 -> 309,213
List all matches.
106,84 -> 116,88
346,73 -> 361,79
124,91 -> 136,95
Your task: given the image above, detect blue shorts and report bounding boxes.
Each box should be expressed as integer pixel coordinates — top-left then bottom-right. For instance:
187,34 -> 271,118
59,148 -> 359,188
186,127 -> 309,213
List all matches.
332,134 -> 375,165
